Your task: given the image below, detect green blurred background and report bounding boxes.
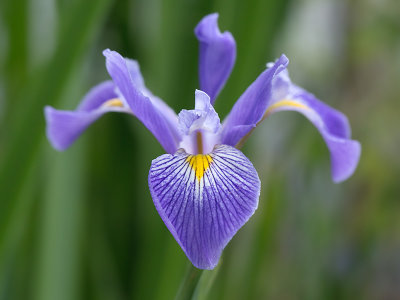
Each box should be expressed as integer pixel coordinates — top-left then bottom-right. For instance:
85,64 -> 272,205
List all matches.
1,0 -> 399,299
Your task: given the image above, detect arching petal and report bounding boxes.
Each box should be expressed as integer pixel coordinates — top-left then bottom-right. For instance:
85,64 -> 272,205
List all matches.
148,144 -> 260,269
45,108 -> 102,151
195,13 -> 236,103
45,81 -> 130,151
77,80 -> 117,111
104,49 -> 181,154
264,89 -> 361,182
221,55 -> 289,146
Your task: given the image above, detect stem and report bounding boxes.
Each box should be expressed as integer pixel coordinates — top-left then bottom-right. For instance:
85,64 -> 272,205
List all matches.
174,263 -> 203,300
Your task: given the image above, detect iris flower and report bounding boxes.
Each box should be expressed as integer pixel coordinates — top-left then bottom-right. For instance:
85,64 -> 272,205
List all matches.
45,14 -> 361,269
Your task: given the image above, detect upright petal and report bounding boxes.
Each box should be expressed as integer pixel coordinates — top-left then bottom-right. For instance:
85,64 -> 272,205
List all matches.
125,59 -> 180,137
178,90 -> 220,135
221,55 -> 289,146
178,90 -> 221,154
45,81 -> 129,151
148,144 -> 260,269
104,49 -> 181,154
195,13 -> 236,103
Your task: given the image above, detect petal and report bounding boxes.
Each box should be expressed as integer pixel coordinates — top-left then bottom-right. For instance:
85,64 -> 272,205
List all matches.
221,124 -> 256,149
265,90 -> 361,182
77,80 -> 117,112
45,107 -> 103,151
45,81 -> 128,151
125,59 -> 180,135
195,13 -> 236,103
178,90 -> 221,135
221,55 -> 289,146
148,144 -> 260,269
104,49 -> 181,154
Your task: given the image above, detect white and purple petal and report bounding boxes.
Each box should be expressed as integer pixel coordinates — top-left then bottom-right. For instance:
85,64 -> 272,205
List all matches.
221,55 -> 289,146
195,13 -> 236,103
104,49 -> 181,153
148,144 -> 260,269
178,90 -> 220,136
178,90 -> 221,154
45,80 -> 130,151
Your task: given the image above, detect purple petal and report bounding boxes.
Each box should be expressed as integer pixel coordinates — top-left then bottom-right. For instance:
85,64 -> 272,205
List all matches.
195,13 -> 236,103
267,90 -> 361,182
221,55 -> 289,146
326,136 -> 361,183
77,80 -> 117,112
45,81 -> 127,151
103,49 -> 181,153
45,107 -> 104,151
220,124 -> 256,148
125,59 -> 180,134
149,144 -> 260,269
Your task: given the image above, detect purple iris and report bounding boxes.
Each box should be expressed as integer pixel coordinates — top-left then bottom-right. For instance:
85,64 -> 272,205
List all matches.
44,13 -> 361,270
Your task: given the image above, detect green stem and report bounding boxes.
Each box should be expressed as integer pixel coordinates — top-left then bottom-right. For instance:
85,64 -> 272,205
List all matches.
174,263 -> 203,300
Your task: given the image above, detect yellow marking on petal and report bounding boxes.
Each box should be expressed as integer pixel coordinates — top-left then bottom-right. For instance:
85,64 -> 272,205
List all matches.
102,98 -> 124,108
186,154 -> 212,181
235,99 -> 310,149
264,99 -> 308,118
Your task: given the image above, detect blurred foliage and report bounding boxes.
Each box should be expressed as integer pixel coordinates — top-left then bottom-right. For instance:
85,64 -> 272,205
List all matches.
0,0 -> 400,299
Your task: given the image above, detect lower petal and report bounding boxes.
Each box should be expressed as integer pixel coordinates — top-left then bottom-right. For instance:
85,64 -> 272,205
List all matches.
148,144 -> 260,269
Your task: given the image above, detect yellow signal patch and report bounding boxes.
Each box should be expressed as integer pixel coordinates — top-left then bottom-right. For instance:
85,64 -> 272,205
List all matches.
186,154 -> 212,181
102,98 -> 124,108
264,99 -> 308,117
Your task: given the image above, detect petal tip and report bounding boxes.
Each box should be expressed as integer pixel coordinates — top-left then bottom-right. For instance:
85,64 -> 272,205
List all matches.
103,49 -> 124,64
276,54 -> 289,71
280,53 -> 289,63
267,54 -> 289,70
44,107 -> 69,151
195,13 -> 221,39
331,139 -> 361,183
194,89 -> 210,100
102,48 -> 112,57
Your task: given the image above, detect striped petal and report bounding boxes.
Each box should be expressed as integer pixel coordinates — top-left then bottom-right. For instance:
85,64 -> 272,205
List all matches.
148,144 -> 260,269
